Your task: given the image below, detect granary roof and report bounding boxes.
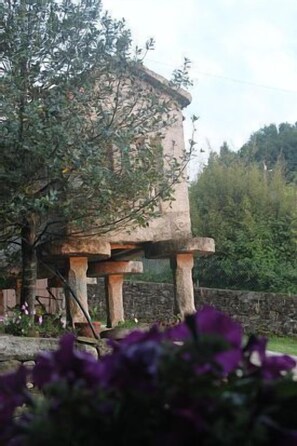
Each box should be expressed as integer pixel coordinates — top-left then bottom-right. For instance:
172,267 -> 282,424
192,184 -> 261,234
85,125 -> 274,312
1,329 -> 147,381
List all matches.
135,64 -> 192,108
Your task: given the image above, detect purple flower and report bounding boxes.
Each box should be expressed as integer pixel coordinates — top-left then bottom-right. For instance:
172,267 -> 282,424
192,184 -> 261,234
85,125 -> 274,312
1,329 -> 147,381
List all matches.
165,306 -> 243,349
193,347 -> 242,377
244,335 -> 296,379
166,307 -> 243,376
113,325 -> 164,348
98,327 -> 164,391
214,349 -> 242,375
33,334 -> 102,389
245,335 -> 267,362
21,304 -> 29,316
196,306 -> 242,348
262,354 -> 296,380
0,367 -> 27,439
154,396 -> 210,445
165,321 -> 189,341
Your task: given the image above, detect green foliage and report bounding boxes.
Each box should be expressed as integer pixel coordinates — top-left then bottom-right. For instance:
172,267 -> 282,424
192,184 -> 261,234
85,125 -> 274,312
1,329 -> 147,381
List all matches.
239,122 -> 297,183
127,269 -> 173,284
4,306 -> 67,338
88,305 -> 101,321
37,314 -> 69,338
116,319 -> 140,329
4,306 -> 38,337
1,0 -> 189,240
190,155 -> 297,294
127,258 -> 173,283
0,0 -> 192,308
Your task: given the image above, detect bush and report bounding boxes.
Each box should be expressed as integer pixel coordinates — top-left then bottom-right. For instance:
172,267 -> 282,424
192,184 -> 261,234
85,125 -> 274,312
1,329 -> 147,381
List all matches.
4,303 -> 67,338
1,306 -> 297,445
4,303 -> 38,337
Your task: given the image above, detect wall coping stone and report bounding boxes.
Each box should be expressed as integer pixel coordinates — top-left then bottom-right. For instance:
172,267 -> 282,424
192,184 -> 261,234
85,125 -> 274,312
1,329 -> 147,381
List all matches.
0,335 -> 109,362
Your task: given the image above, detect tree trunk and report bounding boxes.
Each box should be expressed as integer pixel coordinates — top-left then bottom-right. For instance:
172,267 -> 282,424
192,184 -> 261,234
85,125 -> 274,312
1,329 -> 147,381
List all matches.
20,219 -> 37,316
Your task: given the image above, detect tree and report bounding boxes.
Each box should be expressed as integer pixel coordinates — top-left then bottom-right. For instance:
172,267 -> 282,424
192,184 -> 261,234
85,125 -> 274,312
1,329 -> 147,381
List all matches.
190,156 -> 297,294
1,0 -> 192,314
219,142 -> 238,166
239,123 -> 297,183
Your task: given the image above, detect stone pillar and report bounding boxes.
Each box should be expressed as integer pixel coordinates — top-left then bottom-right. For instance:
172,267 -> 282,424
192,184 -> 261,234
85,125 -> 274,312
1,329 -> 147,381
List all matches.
87,261 -> 143,328
105,274 -> 124,328
171,253 -> 195,318
67,257 -> 90,325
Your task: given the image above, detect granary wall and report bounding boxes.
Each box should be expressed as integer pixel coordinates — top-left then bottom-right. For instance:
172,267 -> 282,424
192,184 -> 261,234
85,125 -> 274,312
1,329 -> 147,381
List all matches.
102,95 -> 192,244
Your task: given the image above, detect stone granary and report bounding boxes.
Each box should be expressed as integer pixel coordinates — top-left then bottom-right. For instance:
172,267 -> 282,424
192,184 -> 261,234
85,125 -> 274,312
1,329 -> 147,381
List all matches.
1,67 -> 215,326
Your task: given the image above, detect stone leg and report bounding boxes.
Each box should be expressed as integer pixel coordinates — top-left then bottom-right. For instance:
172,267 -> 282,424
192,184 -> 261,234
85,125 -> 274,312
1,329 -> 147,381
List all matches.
171,253 -> 195,318
66,257 -> 90,326
105,274 -> 124,328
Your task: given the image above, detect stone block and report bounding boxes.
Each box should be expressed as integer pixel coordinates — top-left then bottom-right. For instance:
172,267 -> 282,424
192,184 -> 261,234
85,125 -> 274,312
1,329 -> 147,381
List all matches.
88,261 -> 143,277
0,335 -> 105,363
0,336 -> 60,361
43,238 -> 111,259
145,237 -> 215,259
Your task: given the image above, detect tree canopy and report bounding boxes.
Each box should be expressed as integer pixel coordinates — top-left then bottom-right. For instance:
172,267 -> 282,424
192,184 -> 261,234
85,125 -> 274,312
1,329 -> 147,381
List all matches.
190,149 -> 297,294
239,123 -> 297,183
0,0 -> 192,310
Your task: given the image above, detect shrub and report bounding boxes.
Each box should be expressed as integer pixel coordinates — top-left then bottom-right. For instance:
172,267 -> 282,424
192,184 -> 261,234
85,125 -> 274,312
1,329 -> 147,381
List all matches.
4,303 -> 67,338
1,306 -> 297,445
4,303 -> 37,337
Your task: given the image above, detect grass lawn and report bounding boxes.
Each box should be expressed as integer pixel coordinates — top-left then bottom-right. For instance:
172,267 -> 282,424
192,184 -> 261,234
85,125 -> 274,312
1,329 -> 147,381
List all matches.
268,336 -> 297,356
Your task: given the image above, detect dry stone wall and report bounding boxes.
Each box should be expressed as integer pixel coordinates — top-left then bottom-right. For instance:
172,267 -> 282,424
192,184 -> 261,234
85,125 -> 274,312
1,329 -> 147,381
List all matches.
88,281 -> 297,336
2,283 -> 297,376
0,335 -> 108,375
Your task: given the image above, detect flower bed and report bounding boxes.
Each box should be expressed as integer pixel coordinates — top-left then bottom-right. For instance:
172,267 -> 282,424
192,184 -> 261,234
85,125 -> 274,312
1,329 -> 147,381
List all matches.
1,306 -> 297,445
2,303 -> 67,338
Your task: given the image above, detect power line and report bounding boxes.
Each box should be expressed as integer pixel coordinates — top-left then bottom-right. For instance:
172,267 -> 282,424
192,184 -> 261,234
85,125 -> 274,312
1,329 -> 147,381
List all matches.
193,71 -> 297,94
146,58 -> 297,95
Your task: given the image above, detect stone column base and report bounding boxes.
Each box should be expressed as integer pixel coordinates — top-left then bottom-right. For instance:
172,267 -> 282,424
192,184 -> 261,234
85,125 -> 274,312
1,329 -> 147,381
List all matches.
171,253 -> 195,318
67,257 -> 90,326
105,274 -> 124,328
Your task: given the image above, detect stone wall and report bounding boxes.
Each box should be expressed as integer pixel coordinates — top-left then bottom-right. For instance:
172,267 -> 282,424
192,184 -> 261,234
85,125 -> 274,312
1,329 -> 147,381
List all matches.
0,335 -> 109,375
88,281 -> 297,336
2,283 -> 297,376
88,281 -> 175,322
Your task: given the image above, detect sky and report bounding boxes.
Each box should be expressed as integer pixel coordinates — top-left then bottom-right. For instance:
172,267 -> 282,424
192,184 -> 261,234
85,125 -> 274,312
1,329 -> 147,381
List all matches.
102,0 -> 297,178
